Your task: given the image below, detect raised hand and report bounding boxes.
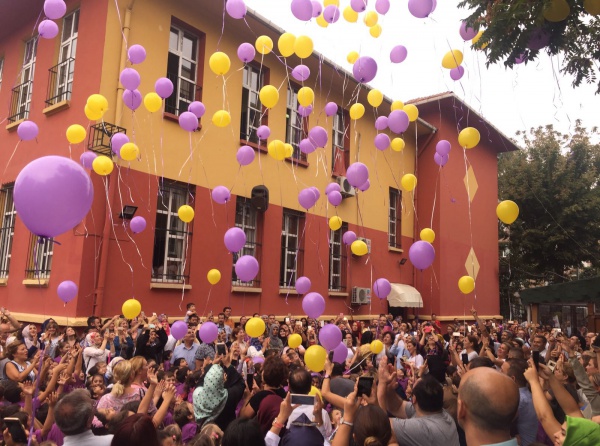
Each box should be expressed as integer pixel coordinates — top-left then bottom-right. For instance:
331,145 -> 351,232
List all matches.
20,380 -> 34,396
162,383 -> 177,401
147,367 -> 159,386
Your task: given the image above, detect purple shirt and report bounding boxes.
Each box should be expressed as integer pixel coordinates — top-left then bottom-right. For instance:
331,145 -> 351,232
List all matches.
181,422 -> 197,444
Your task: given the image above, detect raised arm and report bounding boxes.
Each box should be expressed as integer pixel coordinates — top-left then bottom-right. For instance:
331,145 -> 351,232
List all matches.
320,359 -> 347,409
471,306 -> 489,337
1,308 -> 21,330
138,368 -> 159,415
523,361 -> 562,439
541,362 -> 583,419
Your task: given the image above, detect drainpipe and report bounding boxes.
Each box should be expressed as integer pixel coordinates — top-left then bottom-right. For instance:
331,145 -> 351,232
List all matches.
93,0 -> 136,316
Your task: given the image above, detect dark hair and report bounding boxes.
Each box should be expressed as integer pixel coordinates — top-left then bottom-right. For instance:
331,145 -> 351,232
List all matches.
332,362 -> 345,377
382,332 -> 394,344
223,306 -> 232,312
187,303 -> 196,310
111,413 -> 160,446
222,418 -> 265,446
262,355 -> 288,388
87,316 -> 99,327
288,368 -> 312,395
412,375 -> 443,412
2,380 -> 22,403
466,335 -> 479,347
534,335 -> 547,346
173,358 -> 187,369
361,331 -> 374,345
176,366 -> 190,384
174,401 -> 194,427
507,347 -> 524,359
505,358 -> 528,387
6,340 -> 24,360
353,405 -> 392,446
55,389 -> 94,435
468,357 -> 495,369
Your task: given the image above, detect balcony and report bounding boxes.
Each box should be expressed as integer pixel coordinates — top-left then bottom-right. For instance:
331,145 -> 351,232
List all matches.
45,58 -> 75,107
87,122 -> 127,157
8,80 -> 33,123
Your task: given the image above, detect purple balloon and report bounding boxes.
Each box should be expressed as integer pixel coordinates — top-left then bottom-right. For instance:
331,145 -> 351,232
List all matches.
308,126 -> 328,148
302,292 -> 325,319
291,0 -> 313,21
224,227 -> 246,253
298,188 -> 318,209
332,342 -> 348,363
80,151 -> 97,169
408,240 -> 435,270
375,116 -> 389,131
390,45 -> 408,63
375,133 -> 390,151
299,138 -> 317,154
434,152 -> 449,167
179,111 -> 199,132
128,44 -> 147,64
14,156 -> 93,238
237,145 -> 255,166
328,190 -> 343,207
237,42 -> 256,63
170,320 -> 188,340
120,68 -> 140,90
514,52 -> 528,64
459,21 -> 477,40
111,133 -> 129,154
527,28 -> 550,51
311,0 -> 322,17
291,65 -> 310,82
253,356 -> 265,364
298,105 -> 313,117
352,56 -> 378,83
17,120 -> 38,141
373,278 -> 391,299
57,280 -> 77,303
450,66 -> 465,81
310,186 -> 321,201
44,0 -> 67,19
346,162 -> 369,188
325,182 -> 341,195
226,0 -> 247,19
375,0 -> 391,14
38,20 -> 59,39
350,0 -> 368,12
388,110 -> 409,134
358,179 -> 370,192
235,255 -> 259,282
295,276 -> 311,294
256,125 -> 271,140
342,230 -> 357,245
155,77 -> 174,99
435,140 -> 451,156
323,5 -> 341,23
211,186 -> 231,204
408,0 -> 434,18
319,324 -> 342,350
123,89 -> 142,110
130,216 -> 147,233
325,102 -> 338,117
188,101 -> 206,118
199,321 -> 218,343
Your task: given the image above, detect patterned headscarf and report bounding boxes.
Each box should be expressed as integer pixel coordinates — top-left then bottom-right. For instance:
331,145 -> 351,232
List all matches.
193,363 -> 227,426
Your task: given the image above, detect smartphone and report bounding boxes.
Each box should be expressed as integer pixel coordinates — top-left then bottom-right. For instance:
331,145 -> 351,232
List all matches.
467,325 -> 472,333
424,326 -> 432,333
296,321 -> 303,327
453,332 -> 460,337
555,328 -> 562,333
246,373 -> 254,390
291,394 -> 315,405
328,350 -> 334,363
532,350 -> 540,370
547,359 -> 557,372
461,353 -> 469,365
4,418 -> 28,443
492,323 -> 496,328
216,343 -> 226,355
320,320 -> 325,327
357,376 -> 374,398
285,318 -> 290,324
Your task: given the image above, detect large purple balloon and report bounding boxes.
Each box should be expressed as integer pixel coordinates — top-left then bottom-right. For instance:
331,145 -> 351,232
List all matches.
199,321 -> 218,343
323,5 -> 341,23
211,186 -> 231,204
17,121 -> 39,141
308,126 -> 328,148
408,0 -> 434,18
235,255 -> 259,282
80,151 -> 97,169
179,111 -> 199,132
155,77 -> 174,99
375,116 -> 388,131
300,138 -> 317,154
325,182 -> 341,195
111,133 -> 129,155
128,44 -> 147,64
373,278 -> 391,299
390,45 -> 408,63
332,342 -> 348,363
342,230 -> 357,245
295,276 -> 311,294
408,240 -> 435,270
319,324 -> 342,350
130,216 -> 147,233
351,0 -> 368,12
388,110 -> 409,134
171,320 -> 188,340
38,20 -> 59,39
450,66 -> 465,81
237,43 -> 256,63
325,102 -> 338,117
459,21 -> 477,41
375,133 -> 390,151
123,89 -> 142,110
311,0 -> 322,17
188,101 -> 206,118
237,145 -> 255,166
57,280 -> 77,303
346,162 -> 369,188
14,156 -> 93,238
291,65 -> 310,82
434,152 -> 449,167
375,0 -> 390,14
352,57 -> 378,83
120,68 -> 140,91
226,0 -> 247,19
257,125 -> 271,140
302,292 -> 325,319
44,0 -> 67,20
224,227 -> 246,253
436,140 -> 451,156
298,188 -> 318,209
291,0 -> 313,21
328,191 -> 343,207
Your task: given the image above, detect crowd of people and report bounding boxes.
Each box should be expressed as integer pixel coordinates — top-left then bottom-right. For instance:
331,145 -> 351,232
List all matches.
0,303 -> 598,446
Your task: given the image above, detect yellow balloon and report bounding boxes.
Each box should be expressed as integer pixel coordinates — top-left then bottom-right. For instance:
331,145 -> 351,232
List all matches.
66,124 -> 86,144
316,14 -> 329,28
120,142 -> 139,161
212,110 -> 231,128
364,11 -> 378,27
349,103 -> 365,120
268,140 -> 286,161
403,104 -> 419,122
87,94 -> 108,114
584,0 -> 600,15
458,276 -> 475,294
278,33 -> 296,57
391,138 -> 405,152
496,200 -> 519,225
329,216 -> 342,231
294,35 -> 313,59
84,104 -> 103,121
370,339 -> 383,354
259,85 -> 279,109
305,345 -> 327,372
297,87 -> 314,107
323,0 -> 339,6
442,49 -> 464,69
391,100 -> 404,111
255,35 -> 274,55
347,51 -> 359,64
245,317 -> 266,337
343,6 -> 358,22
209,51 -> 231,76
144,92 -> 162,113
92,156 -> 114,176
420,228 -> 435,243
288,333 -> 302,349
401,174 -> 417,191
207,269 -> 221,285
351,240 -> 368,256
367,89 -> 383,108
369,24 -> 382,38
458,127 -> 480,149
122,298 -> 142,319
284,143 -> 294,158
543,0 -> 570,22
471,30 -> 488,49
178,205 -> 195,223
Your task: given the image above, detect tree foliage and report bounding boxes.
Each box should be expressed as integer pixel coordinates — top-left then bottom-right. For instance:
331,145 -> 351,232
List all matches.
459,0 -> 600,92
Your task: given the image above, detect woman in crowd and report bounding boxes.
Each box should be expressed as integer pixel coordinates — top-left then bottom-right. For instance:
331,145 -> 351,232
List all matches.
4,341 -> 41,382
267,324 -> 283,353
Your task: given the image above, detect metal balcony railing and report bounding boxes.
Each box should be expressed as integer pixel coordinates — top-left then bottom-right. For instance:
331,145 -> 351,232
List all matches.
87,122 -> 127,157
45,57 -> 75,107
8,80 -> 33,123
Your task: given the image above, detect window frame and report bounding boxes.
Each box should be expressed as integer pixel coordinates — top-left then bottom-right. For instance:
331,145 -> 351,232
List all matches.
240,62 -> 269,146
280,209 -> 305,288
332,107 -> 350,176
232,196 -> 262,287
389,187 -> 402,249
25,234 -> 53,279
285,83 -> 308,163
48,9 -> 79,105
9,37 -> 37,122
329,222 -> 347,291
0,184 -> 16,279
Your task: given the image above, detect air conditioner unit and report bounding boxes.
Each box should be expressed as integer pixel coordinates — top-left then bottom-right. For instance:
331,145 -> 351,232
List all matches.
358,237 -> 372,254
351,287 -> 371,305
335,176 -> 355,198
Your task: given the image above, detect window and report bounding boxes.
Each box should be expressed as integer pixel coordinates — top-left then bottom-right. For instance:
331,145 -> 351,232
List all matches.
47,10 -> 78,106
285,85 -> 308,162
25,235 -> 53,279
389,188 -> 402,248
232,197 -> 262,287
0,185 -> 16,278
240,64 -> 266,144
9,37 -> 37,122
280,210 -> 304,288
152,181 -> 193,283
332,108 -> 350,175
166,23 -> 203,115
329,222 -> 347,291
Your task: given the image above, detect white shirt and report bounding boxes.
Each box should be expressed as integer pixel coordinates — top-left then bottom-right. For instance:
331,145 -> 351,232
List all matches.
63,430 -> 113,446
287,405 -> 333,439
83,346 -> 108,371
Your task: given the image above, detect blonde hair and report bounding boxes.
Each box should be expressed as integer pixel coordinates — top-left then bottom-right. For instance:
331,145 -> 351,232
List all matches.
130,356 -> 147,377
111,360 -> 135,397
200,423 -> 223,446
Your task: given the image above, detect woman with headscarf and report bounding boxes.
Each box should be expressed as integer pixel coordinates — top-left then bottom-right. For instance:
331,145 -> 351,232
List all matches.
268,324 -> 283,353
248,335 -> 267,359
14,324 -> 41,358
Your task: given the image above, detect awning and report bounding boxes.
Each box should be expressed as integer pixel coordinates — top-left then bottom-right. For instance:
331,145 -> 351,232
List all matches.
520,276 -> 600,305
388,283 -> 423,308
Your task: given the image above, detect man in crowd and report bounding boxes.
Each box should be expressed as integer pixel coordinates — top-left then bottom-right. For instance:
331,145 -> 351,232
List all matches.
171,328 -> 199,370
501,358 -> 538,446
55,389 -> 113,445
223,306 -> 235,330
217,312 -> 232,338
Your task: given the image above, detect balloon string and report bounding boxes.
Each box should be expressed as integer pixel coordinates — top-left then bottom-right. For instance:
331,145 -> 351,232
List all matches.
2,140 -> 21,184
461,148 -> 477,301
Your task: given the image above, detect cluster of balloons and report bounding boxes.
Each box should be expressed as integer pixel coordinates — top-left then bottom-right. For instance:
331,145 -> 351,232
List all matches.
434,140 -> 451,167
442,49 -> 465,81
38,0 -> 67,39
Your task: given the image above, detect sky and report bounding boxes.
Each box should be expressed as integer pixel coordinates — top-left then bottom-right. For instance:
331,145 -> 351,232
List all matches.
243,0 -> 598,142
